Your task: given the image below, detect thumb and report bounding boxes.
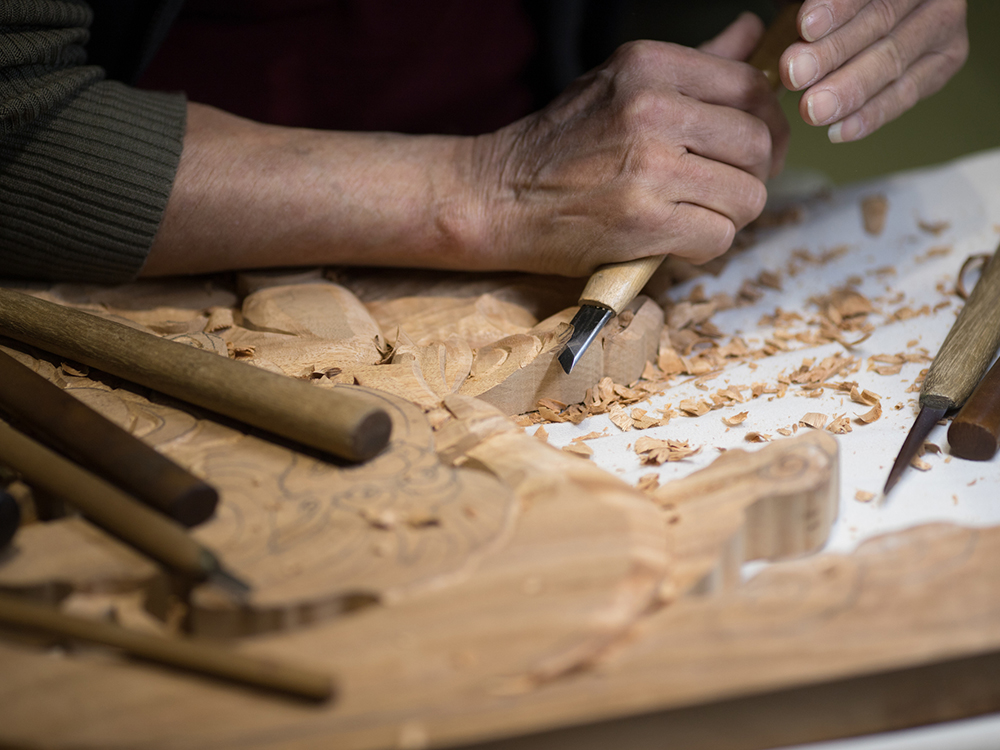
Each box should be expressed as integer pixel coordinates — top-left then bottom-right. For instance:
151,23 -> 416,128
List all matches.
698,11 -> 765,61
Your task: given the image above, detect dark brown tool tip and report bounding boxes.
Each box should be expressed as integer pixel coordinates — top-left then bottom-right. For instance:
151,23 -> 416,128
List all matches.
558,305 -> 614,374
171,483 -> 220,527
884,405 -> 947,496
351,409 -> 392,462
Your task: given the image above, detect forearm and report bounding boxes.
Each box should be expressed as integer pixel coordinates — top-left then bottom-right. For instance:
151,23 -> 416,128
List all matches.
142,103 -> 484,276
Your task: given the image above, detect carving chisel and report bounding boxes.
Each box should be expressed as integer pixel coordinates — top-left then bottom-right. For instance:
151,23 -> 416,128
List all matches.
884,246 -> 1000,494
559,2 -> 802,373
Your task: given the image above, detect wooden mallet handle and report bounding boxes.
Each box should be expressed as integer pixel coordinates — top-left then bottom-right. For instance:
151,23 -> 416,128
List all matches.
0,288 -> 390,462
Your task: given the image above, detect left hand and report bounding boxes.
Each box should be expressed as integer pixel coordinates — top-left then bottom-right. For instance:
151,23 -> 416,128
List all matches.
779,0 -> 968,142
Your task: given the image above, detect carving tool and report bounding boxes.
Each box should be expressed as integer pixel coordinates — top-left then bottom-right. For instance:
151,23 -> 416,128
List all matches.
0,348 -> 218,527
947,355 -> 1000,461
558,2 -> 803,373
0,287 -> 391,463
0,418 -> 249,597
0,591 -> 333,701
884,247 -> 1000,493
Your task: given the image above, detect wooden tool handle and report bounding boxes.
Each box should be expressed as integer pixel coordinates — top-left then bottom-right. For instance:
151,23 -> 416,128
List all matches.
947,356 -> 1000,460
0,288 -> 390,462
0,348 -> 217,526
578,2 -> 802,315
922,247 -> 1000,410
0,419 -> 211,579
0,592 -> 333,701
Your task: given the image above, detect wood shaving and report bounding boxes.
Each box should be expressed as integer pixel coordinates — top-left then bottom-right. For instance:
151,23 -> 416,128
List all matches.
799,412 -> 828,430
533,426 -> 549,442
679,398 -> 712,417
757,270 -> 783,290
561,442 -> 593,459
856,400 -> 883,424
918,219 -> 950,236
608,403 -> 633,432
745,432 -> 771,443
849,387 -> 881,406
861,194 -> 888,235
634,436 -> 700,464
572,430 -> 607,442
855,490 -> 876,503
636,473 -> 660,492
957,254 -> 990,301
361,507 -> 398,530
827,414 -> 852,434
205,306 -> 235,332
722,411 -> 749,426
776,426 -> 793,436
910,456 -> 931,471
915,246 -> 951,263
227,342 -> 256,359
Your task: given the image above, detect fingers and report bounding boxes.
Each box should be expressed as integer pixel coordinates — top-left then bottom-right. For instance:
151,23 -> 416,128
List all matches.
698,11 -> 765,60
781,0 -> 968,140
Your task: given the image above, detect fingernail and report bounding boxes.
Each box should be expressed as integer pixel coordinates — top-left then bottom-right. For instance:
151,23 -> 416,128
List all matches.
806,90 -> 839,125
802,6 -> 834,42
828,115 -> 863,143
788,51 -> 818,89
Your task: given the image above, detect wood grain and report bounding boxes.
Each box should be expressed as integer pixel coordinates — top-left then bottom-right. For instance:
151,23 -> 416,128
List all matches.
921,247 -> 1000,409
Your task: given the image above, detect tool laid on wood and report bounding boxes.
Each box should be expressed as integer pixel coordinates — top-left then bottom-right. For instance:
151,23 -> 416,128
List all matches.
884,246 -> 1000,493
0,288 -> 391,463
0,488 -> 18,551
947,355 -> 1000,461
0,419 -> 249,596
0,591 -> 333,701
0,348 -> 218,527
558,1 -> 802,373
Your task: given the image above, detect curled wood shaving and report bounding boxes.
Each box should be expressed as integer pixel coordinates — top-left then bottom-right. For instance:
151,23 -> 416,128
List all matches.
204,306 -> 235,332
799,412 -> 828,430
957,254 -> 990,301
918,219 -> 950,235
723,411 -> 749,426
634,436 -> 700,464
679,398 -> 712,417
861,194 -> 888,235
856,400 -> 883,424
910,456 -> 931,471
849,386 -> 881,406
827,414 -> 852,434
745,432 -> 771,443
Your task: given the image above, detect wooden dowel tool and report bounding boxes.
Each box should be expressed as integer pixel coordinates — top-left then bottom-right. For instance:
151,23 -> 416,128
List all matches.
0,592 -> 333,702
557,2 -> 803,373
885,246 -> 1000,493
0,348 -> 217,526
0,418 -> 248,596
948,356 -> 1000,460
0,288 -> 391,462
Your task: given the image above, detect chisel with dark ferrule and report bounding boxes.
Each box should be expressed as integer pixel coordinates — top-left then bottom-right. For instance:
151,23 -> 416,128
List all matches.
558,2 -> 802,374
884,246 -> 1000,494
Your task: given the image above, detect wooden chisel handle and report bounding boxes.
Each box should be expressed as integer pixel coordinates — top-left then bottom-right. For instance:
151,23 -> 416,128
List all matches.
921,247 -> 1000,411
0,288 -> 390,462
948,356 -> 1000,460
577,2 -> 802,315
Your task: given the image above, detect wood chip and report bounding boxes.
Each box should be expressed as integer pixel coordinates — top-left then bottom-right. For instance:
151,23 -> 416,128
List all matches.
799,412 -> 828,430
679,398 -> 712,417
856,400 -> 883,424
918,219 -> 950,236
561,442 -> 593,459
572,431 -> 607,442
534,426 -> 549,442
855,490 -> 876,503
722,411 -> 749,426
827,414 -> 852,434
861,194 -> 888,235
745,432 -> 771,443
910,456 -> 931,471
608,404 -> 633,432
634,436 -> 700,464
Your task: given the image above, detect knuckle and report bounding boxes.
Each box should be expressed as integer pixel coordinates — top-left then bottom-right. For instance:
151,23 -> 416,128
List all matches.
870,0 -> 899,35
881,35 -> 907,80
611,39 -> 663,71
619,88 -> 667,131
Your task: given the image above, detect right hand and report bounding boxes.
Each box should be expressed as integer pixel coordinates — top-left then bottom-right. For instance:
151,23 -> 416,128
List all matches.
468,12 -> 790,277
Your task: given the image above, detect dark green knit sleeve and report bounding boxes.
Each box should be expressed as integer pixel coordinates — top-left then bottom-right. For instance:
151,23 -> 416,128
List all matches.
0,0 -> 185,283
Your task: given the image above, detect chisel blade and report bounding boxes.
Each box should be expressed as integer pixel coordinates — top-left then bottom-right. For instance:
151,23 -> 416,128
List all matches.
884,405 -> 946,496
558,305 -> 614,374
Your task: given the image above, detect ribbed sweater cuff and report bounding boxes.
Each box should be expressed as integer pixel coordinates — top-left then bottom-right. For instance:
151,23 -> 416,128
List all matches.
0,80 -> 185,283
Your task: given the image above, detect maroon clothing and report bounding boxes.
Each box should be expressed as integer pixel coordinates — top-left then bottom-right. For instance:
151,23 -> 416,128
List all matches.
138,0 -> 538,134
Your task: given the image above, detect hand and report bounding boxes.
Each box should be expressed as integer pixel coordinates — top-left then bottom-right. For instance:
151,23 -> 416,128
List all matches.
780,0 -> 968,142
468,13 -> 789,276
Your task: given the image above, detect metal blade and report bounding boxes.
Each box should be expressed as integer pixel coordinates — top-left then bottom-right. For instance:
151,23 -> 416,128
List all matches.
883,405 -> 947,496
557,305 -> 614,374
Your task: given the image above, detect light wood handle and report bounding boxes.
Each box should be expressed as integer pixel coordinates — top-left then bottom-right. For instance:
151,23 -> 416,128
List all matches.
947,355 -> 1000,460
0,592 -> 333,701
0,288 -> 390,462
922,248 -> 1000,410
578,2 -> 802,315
